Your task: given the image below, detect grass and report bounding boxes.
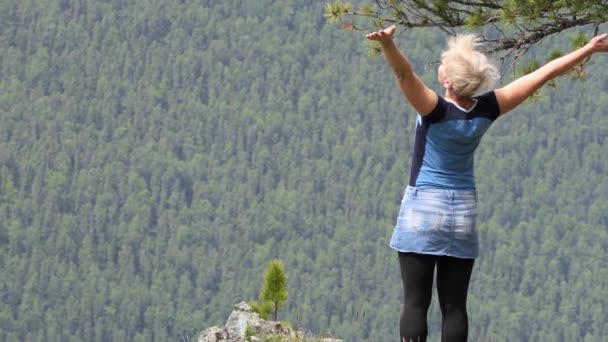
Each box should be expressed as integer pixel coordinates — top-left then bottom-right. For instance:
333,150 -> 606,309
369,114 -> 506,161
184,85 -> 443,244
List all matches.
247,324 -> 341,342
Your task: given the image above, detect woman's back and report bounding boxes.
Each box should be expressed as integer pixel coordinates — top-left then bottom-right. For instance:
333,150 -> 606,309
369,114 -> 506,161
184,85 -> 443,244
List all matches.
410,91 -> 499,189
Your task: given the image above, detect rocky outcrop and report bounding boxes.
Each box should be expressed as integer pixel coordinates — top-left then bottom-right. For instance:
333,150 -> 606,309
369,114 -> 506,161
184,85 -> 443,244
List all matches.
198,326 -> 225,342
198,302 -> 343,342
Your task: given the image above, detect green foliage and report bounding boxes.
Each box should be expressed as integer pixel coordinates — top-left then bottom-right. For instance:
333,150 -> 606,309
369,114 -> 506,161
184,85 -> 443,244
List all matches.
358,5 -> 376,17
547,49 -> 564,61
518,60 -> 541,76
261,260 -> 289,322
324,1 -> 351,24
571,32 -> 590,49
464,8 -> 488,30
250,300 -> 273,320
261,335 -> 284,342
367,41 -> 383,56
244,324 -> 256,342
280,321 -> 292,330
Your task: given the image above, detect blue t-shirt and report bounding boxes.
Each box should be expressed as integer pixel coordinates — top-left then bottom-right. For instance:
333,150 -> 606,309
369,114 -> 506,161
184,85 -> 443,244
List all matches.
408,91 -> 500,189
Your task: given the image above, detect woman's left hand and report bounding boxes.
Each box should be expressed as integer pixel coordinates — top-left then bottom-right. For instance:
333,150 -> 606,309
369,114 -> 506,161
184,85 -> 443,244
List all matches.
587,33 -> 608,54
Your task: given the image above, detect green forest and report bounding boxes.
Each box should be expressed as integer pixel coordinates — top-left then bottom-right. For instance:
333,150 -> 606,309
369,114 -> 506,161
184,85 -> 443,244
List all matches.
0,1 -> 607,341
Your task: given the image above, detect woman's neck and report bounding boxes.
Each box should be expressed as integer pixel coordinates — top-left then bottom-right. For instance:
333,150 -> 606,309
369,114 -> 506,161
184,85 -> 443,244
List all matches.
444,89 -> 475,110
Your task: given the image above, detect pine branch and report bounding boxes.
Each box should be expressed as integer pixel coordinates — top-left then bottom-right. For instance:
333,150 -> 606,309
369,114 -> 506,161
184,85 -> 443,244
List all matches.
327,0 -> 606,57
483,17 -> 594,54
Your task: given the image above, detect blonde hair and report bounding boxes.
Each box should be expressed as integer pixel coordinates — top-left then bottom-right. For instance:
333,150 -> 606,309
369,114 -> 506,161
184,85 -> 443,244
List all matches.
441,33 -> 499,97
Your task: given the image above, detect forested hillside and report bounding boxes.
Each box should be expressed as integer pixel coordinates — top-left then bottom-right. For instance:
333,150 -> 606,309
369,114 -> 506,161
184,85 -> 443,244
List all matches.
0,1 -> 607,341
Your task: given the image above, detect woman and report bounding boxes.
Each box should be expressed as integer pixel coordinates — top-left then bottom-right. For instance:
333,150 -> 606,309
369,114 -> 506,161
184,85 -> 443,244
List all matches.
366,25 -> 608,342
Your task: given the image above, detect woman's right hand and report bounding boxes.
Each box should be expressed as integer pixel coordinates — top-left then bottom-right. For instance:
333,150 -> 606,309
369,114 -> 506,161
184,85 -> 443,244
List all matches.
587,33 -> 608,53
366,25 -> 396,44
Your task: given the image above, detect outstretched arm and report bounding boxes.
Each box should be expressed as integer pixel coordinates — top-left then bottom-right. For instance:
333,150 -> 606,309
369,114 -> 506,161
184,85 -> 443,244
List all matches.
495,33 -> 608,115
367,25 -> 438,116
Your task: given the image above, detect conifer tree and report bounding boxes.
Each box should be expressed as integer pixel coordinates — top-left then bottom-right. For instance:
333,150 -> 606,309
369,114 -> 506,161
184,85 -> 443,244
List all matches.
260,259 -> 288,322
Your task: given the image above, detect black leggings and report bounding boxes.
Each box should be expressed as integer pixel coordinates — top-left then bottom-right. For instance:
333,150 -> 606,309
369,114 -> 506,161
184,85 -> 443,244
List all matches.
398,252 -> 475,342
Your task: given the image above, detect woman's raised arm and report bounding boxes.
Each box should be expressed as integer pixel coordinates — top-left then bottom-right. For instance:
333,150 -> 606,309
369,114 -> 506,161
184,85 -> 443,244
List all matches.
367,25 -> 438,116
495,33 -> 608,116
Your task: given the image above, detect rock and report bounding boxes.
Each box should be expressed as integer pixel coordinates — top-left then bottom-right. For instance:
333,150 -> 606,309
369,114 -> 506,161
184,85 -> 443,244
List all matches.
198,326 -> 225,342
224,302 -> 287,339
224,302 -> 255,338
197,301 -> 343,342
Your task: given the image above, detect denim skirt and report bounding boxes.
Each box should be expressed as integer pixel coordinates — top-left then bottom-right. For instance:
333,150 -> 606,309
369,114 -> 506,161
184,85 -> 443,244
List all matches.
389,186 -> 479,259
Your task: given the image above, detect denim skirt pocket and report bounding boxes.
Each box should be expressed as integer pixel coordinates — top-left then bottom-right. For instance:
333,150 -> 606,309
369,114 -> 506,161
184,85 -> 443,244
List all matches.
454,210 -> 477,240
409,208 -> 443,235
